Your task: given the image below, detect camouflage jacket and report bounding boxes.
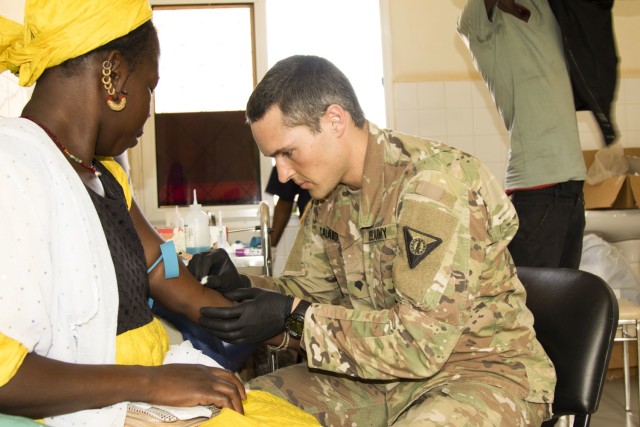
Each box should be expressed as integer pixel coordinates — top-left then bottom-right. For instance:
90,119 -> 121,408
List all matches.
251,123 -> 555,421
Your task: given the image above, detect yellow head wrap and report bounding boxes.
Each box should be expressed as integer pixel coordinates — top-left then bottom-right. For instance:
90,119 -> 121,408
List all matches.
0,0 -> 152,87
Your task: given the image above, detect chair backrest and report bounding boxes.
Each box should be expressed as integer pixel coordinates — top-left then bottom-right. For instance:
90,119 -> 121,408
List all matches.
517,267 -> 619,426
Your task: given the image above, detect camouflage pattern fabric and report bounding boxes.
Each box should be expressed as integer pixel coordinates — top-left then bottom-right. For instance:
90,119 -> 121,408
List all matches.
249,123 -> 555,425
249,364 -> 550,426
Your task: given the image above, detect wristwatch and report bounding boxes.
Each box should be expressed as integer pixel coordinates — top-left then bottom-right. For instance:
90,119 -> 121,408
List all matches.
284,300 -> 311,340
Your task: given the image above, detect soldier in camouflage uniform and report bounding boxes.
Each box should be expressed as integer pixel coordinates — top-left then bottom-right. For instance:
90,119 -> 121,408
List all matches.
198,55 -> 555,426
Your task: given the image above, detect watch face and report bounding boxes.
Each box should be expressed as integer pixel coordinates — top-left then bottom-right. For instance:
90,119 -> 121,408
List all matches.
286,314 -> 305,340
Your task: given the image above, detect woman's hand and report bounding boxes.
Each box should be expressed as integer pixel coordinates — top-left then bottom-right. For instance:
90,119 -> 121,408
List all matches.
143,364 -> 246,414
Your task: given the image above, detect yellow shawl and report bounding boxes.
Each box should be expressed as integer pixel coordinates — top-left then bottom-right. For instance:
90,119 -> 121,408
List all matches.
0,0 -> 152,86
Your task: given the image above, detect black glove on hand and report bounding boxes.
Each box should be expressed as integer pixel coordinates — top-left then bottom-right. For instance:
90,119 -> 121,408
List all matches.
187,248 -> 250,294
200,288 -> 294,344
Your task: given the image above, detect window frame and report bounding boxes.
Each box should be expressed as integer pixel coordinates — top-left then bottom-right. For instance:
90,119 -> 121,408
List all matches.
131,0 -> 270,226
131,0 -> 394,228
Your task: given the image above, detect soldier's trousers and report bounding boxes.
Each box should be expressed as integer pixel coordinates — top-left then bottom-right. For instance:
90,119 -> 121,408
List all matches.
248,363 -> 551,426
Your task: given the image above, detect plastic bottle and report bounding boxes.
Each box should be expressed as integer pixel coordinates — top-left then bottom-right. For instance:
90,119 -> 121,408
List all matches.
170,205 -> 186,253
184,190 -> 211,255
213,209 -> 229,250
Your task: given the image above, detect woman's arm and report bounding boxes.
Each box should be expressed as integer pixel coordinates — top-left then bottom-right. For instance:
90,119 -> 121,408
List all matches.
128,198 -> 234,322
0,352 -> 245,419
497,0 -> 531,21
484,0 -> 499,16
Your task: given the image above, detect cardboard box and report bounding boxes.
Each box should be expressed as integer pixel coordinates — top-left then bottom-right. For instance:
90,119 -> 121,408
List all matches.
607,340 -> 637,380
583,148 -> 640,210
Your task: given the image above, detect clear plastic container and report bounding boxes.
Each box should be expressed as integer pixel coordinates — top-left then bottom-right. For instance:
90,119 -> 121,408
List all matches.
184,190 -> 211,254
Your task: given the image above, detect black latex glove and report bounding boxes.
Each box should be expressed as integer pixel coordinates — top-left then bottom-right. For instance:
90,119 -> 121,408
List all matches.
187,248 -> 250,294
200,287 -> 294,344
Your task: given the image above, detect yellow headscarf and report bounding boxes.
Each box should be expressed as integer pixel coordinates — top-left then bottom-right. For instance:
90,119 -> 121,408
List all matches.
0,0 -> 152,87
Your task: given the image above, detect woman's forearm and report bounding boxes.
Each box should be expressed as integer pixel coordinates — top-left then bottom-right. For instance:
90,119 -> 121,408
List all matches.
0,353 -> 153,418
0,352 -> 245,419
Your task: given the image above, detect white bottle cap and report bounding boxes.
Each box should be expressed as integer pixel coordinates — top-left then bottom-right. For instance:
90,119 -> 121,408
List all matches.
191,189 -> 201,208
171,205 -> 184,228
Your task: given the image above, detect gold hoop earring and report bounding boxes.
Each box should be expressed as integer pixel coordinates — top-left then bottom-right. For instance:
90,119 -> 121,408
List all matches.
102,60 -> 127,112
106,96 -> 127,112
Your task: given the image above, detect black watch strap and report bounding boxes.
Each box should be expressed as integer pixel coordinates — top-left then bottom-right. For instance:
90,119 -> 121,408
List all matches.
284,300 -> 311,340
292,300 -> 311,317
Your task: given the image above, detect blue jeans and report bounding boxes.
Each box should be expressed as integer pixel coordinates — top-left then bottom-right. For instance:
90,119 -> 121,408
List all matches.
508,180 -> 585,269
151,302 -> 256,372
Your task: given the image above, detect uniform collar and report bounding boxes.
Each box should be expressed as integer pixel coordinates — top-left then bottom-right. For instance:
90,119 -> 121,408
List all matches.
316,122 -> 390,238
357,122 -> 387,229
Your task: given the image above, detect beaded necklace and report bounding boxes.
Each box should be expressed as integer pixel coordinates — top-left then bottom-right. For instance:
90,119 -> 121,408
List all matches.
22,115 -> 101,176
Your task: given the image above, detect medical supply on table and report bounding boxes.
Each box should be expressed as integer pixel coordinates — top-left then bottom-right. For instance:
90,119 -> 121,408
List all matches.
210,225 -> 229,249
235,247 -> 263,257
184,190 -> 211,255
209,209 -> 229,249
170,205 -> 186,253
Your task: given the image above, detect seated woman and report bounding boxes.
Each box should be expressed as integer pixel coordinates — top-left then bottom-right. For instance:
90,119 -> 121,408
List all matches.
0,1 -> 317,425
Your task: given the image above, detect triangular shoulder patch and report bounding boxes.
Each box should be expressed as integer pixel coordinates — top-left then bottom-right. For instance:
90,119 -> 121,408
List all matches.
403,226 -> 442,269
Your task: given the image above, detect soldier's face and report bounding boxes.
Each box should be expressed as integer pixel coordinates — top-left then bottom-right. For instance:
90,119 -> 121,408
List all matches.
251,106 -> 349,200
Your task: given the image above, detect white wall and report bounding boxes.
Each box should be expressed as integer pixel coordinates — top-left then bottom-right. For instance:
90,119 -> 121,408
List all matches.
392,78 -> 640,187
385,1 -> 640,187
3,1 -> 639,276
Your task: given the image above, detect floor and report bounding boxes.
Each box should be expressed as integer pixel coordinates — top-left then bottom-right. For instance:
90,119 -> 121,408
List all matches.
589,376 -> 639,427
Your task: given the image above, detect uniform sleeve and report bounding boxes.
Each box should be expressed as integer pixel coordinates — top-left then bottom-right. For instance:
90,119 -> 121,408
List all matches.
302,168 -> 509,380
249,208 -> 344,304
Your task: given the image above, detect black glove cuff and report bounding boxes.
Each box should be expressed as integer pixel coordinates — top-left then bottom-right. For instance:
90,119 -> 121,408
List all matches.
283,295 -> 295,326
292,300 -> 311,317
239,274 -> 251,288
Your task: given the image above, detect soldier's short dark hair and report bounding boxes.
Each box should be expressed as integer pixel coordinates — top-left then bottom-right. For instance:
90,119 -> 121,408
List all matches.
246,55 -> 366,133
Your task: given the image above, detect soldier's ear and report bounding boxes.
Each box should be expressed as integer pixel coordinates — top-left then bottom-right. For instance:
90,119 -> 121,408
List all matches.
325,104 -> 346,137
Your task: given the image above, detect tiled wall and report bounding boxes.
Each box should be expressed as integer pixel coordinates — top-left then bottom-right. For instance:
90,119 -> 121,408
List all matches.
273,78 -> 640,276
3,72 -> 638,276
393,77 -> 640,187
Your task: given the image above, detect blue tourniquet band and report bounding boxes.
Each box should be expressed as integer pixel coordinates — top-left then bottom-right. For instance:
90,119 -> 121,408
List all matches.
147,240 -> 179,279
147,240 -> 179,309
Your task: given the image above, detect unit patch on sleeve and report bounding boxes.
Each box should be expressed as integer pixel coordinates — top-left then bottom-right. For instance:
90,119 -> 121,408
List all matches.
403,226 -> 442,269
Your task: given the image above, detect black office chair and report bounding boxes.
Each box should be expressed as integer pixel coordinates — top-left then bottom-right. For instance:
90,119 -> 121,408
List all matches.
517,267 -> 619,427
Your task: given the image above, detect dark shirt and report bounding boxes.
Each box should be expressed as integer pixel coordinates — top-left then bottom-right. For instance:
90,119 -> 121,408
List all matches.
265,167 -> 311,216
87,161 -> 153,335
548,0 -> 618,145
